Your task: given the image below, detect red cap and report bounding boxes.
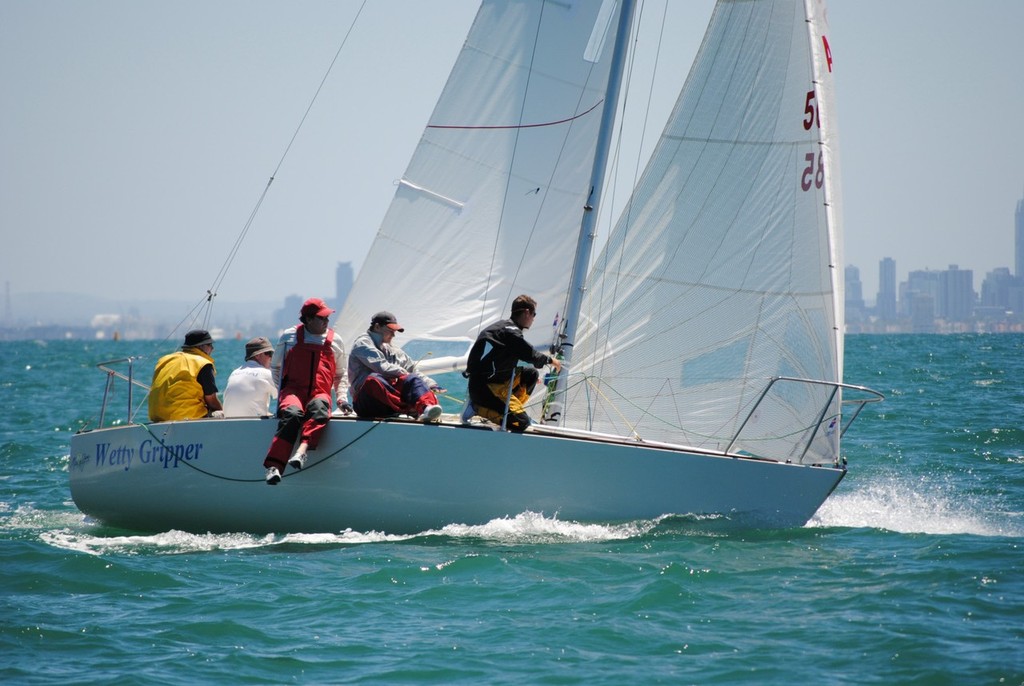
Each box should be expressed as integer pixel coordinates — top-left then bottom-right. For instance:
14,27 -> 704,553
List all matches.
300,297 -> 334,319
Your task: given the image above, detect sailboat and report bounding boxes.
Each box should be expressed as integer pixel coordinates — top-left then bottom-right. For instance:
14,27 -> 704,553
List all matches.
69,0 -> 882,535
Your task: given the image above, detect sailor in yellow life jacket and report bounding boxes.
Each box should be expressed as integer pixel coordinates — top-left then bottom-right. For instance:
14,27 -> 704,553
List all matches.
148,329 -> 223,422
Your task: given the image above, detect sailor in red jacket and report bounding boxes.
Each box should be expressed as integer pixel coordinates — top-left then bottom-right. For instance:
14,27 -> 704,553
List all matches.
263,298 -> 350,485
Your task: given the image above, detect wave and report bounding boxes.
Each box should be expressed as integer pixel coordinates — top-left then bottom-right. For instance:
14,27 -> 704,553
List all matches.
809,476 -> 1022,537
26,473 -> 1022,556
36,510 -> 662,556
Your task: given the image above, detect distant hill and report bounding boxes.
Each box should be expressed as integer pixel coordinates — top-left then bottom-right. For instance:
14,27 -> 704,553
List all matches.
4,291 -> 280,329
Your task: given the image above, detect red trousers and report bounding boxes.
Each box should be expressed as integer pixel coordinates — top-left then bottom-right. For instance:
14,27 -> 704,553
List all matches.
263,393 -> 331,470
353,374 -> 437,419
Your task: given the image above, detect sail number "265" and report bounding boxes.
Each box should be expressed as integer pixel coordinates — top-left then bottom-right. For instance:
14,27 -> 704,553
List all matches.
801,90 -> 823,191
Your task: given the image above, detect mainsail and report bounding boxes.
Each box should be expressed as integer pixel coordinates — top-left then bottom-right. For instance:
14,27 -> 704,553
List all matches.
566,0 -> 844,465
337,0 -> 627,356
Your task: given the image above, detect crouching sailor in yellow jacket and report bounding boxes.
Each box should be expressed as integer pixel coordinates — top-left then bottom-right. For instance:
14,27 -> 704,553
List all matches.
148,329 -> 223,422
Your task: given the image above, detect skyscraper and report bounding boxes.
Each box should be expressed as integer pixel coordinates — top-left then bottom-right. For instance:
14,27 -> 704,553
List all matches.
980,267 -> 1013,308
844,265 -> 865,325
877,257 -> 897,321
1016,191 -> 1024,278
903,269 -> 939,322
937,265 -> 974,322
334,261 -> 354,312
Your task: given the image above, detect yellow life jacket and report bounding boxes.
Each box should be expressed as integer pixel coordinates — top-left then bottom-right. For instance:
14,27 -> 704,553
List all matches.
148,348 -> 217,422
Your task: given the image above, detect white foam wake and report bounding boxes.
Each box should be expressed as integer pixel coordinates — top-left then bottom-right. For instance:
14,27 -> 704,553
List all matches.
36,510 -> 659,555
809,478 -> 1021,537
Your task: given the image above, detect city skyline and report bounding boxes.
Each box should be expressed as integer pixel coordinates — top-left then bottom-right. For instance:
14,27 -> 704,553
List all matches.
5,198 -> 1023,336
3,2 -> 1024,309
844,252 -> 1023,334
850,185 -> 1024,311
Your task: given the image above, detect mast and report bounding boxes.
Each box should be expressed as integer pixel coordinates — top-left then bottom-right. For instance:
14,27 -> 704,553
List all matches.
547,0 -> 636,423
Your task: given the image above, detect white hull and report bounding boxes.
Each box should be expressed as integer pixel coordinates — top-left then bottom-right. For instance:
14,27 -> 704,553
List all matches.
69,417 -> 845,534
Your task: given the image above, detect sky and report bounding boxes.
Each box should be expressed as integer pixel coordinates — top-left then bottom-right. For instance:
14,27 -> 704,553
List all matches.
3,0 -> 1023,310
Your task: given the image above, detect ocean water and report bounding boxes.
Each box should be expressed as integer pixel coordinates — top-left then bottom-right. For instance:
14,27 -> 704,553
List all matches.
2,334 -> 1022,685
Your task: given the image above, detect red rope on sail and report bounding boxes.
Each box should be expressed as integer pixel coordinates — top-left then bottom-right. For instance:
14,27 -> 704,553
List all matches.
426,99 -> 603,130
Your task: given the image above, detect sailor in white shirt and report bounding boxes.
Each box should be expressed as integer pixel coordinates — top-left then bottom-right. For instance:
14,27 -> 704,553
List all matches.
222,337 -> 278,417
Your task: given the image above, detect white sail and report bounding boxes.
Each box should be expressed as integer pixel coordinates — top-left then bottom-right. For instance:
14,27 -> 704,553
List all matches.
338,0 -> 626,356
566,0 -> 844,465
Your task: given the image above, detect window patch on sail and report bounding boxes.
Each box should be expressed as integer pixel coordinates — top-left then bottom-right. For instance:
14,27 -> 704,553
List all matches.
770,361 -> 806,408
783,308 -> 830,377
583,0 -> 616,63
397,178 -> 465,212
680,340 -> 749,387
400,339 -> 473,361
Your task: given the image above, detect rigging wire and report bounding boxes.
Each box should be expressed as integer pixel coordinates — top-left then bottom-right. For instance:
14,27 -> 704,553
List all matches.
198,0 -> 369,326
140,418 -> 382,483
473,4 -> 604,338
110,2 -> 369,419
584,0 -> 669,411
472,4 -> 546,335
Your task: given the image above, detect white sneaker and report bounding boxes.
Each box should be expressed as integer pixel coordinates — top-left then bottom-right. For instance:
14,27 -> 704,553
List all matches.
419,404 -> 443,423
288,444 -> 308,470
265,466 -> 281,485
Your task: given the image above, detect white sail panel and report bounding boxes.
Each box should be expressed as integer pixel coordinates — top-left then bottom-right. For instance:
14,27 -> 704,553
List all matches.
808,0 -> 844,382
568,0 -> 843,465
338,0 -> 625,354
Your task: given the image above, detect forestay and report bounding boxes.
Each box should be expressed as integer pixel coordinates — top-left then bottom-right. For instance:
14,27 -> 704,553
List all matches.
566,0 -> 844,465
